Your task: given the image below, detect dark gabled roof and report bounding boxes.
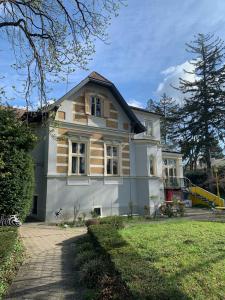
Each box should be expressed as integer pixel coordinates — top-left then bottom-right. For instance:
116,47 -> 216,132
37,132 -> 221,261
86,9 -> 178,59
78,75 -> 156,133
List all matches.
50,71 -> 146,134
162,144 -> 182,155
162,149 -> 182,155
88,71 -> 112,83
130,105 -> 164,117
0,105 -> 27,118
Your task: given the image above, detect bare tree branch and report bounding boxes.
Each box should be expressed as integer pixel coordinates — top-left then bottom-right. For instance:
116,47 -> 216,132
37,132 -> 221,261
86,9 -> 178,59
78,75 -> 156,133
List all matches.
0,0 -> 124,108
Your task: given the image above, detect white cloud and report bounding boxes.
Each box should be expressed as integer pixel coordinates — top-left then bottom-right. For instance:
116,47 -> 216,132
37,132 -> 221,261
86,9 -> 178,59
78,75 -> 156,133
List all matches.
127,99 -> 144,108
156,60 -> 197,104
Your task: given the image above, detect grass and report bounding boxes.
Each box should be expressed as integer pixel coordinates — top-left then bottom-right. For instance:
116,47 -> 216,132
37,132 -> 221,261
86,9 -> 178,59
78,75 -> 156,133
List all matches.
0,227 -> 24,299
90,219 -> 225,300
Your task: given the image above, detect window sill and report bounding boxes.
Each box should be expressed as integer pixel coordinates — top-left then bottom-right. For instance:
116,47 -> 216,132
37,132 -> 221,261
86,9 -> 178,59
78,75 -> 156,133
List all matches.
67,176 -> 90,186
149,175 -> 161,179
144,135 -> 156,139
89,115 -> 104,120
104,177 -> 123,185
105,174 -> 120,177
68,174 -> 87,176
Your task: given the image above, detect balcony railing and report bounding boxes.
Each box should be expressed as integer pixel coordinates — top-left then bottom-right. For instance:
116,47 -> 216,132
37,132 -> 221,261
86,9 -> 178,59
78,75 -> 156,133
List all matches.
164,177 -> 189,189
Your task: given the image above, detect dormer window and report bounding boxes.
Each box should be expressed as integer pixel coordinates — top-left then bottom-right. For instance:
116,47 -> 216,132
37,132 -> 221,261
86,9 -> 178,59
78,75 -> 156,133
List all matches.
91,96 -> 102,117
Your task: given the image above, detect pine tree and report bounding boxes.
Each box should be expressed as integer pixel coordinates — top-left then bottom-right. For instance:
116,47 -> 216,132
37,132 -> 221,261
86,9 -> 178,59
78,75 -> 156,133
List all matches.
178,33 -> 225,170
146,93 -> 178,144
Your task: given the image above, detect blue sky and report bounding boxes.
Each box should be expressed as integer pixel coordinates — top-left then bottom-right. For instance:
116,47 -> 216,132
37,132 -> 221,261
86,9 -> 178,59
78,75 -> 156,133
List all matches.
2,0 -> 225,108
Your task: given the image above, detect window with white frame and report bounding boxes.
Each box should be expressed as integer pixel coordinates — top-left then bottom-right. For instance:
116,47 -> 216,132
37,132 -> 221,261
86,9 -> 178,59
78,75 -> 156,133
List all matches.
163,159 -> 177,178
106,145 -> 119,175
149,155 -> 156,176
91,96 -> 102,117
144,120 -> 153,136
71,142 -> 86,175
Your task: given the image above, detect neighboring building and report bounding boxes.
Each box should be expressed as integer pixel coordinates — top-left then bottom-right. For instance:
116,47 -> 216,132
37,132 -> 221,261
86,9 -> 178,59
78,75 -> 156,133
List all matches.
29,72 -> 184,221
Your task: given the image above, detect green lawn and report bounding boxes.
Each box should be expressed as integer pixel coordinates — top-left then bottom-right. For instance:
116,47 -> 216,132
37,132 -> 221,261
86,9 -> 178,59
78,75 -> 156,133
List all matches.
0,227 -> 23,299
93,220 -> 225,300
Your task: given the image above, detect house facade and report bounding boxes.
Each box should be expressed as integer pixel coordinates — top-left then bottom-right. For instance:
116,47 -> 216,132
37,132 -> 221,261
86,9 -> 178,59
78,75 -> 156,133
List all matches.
31,72 -> 183,221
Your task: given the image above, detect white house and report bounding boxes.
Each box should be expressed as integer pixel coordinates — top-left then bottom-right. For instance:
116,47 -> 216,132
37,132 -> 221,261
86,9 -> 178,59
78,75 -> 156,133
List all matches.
29,72 -> 183,221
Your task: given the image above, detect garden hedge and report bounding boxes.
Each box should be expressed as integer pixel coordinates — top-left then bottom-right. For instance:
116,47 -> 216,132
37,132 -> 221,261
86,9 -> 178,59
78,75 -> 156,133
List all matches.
84,224 -> 133,299
0,228 -> 24,299
0,108 -> 36,221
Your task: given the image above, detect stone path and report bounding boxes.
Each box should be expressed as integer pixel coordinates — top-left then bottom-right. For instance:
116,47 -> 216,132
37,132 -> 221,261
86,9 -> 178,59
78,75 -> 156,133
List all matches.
185,207 -> 225,221
5,223 -> 86,300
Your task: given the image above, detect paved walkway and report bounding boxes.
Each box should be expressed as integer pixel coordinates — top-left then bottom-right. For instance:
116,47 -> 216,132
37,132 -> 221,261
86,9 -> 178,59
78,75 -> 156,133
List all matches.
5,223 -> 86,300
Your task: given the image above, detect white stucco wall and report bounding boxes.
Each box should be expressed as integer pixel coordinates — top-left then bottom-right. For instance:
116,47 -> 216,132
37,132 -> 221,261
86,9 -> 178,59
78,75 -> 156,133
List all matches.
45,177 -> 138,221
31,126 -> 49,220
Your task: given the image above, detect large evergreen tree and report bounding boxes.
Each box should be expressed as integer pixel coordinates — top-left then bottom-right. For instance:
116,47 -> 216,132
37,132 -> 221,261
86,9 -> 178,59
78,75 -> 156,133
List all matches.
177,33 -> 225,170
146,93 -> 178,145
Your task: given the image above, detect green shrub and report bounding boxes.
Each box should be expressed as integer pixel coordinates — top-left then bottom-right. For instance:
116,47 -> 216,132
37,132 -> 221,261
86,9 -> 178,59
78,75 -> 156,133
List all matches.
185,170 -> 208,186
74,249 -> 98,267
85,218 -> 100,227
88,224 -> 127,252
83,289 -> 99,300
86,225 -> 133,299
76,241 -> 94,254
99,274 -> 133,300
0,228 -> 18,261
0,228 -> 24,298
75,235 -> 92,246
0,108 -> 36,221
80,258 -> 110,288
99,216 -> 124,229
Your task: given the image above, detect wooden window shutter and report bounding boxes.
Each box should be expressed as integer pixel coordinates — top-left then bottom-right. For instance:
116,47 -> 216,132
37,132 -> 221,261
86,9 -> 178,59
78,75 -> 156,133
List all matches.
85,92 -> 91,115
103,99 -> 110,118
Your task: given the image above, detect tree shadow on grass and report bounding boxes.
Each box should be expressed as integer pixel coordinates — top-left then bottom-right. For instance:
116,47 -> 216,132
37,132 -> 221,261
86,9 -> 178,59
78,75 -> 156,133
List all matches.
88,225 -> 192,300
105,226 -> 225,300
90,218 -> 225,300
8,224 -> 223,300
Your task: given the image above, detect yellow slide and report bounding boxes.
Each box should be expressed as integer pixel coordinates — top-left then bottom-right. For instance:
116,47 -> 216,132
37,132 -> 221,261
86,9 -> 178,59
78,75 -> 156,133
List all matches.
189,186 -> 225,207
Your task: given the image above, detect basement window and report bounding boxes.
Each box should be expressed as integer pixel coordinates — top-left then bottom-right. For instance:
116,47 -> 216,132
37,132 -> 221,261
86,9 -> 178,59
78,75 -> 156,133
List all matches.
93,207 -> 101,217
